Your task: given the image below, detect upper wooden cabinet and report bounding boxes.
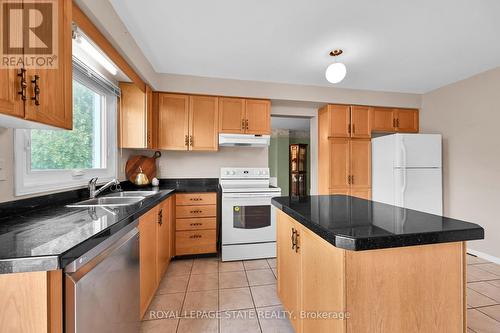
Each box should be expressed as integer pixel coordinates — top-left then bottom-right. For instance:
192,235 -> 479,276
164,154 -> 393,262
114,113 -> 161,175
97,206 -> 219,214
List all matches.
372,107 -> 419,133
245,99 -> 271,134
350,106 -> 371,138
157,93 -> 218,151
219,98 -> 271,135
321,104 -> 371,139
157,93 -> 190,150
219,97 -> 246,134
189,96 -> 219,151
120,83 -> 155,149
0,0 -> 72,129
394,108 -> 419,133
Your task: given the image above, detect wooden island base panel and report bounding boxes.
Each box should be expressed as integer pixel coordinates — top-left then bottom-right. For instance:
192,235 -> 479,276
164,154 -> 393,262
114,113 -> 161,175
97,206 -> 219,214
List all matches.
273,195 -> 484,333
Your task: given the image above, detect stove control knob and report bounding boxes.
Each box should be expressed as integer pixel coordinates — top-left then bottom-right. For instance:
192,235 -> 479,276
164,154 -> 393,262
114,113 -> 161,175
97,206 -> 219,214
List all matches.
224,171 -> 230,175
230,171 -> 236,175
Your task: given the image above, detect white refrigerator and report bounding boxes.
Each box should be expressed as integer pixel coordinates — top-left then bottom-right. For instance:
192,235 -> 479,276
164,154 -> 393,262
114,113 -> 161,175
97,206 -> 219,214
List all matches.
372,134 -> 443,215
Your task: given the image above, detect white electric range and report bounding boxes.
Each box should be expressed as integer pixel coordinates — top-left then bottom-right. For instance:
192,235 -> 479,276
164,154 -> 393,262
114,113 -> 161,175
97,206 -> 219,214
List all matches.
220,167 -> 281,261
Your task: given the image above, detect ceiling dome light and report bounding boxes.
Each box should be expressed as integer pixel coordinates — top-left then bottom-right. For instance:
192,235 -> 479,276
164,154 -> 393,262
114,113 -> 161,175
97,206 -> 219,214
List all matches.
325,49 -> 347,84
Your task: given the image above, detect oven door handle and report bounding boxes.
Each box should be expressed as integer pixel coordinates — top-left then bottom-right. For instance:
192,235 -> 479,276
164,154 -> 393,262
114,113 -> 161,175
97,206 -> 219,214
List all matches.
223,194 -> 279,199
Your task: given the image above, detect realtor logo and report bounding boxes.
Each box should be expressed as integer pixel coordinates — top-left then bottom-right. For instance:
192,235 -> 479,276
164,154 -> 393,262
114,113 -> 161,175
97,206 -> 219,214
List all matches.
1,0 -> 58,68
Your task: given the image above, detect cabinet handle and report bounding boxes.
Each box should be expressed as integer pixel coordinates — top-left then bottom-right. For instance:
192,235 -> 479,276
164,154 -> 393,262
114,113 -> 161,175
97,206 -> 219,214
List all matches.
31,75 -> 40,106
158,209 -> 163,226
189,135 -> 193,146
242,119 -> 245,130
245,119 -> 249,130
147,132 -> 151,145
190,210 -> 202,214
351,175 -> 355,185
347,175 -> 351,185
291,228 -> 297,250
189,234 -> 202,239
17,68 -> 27,101
393,118 -> 396,128
190,223 -> 202,226
348,124 -> 351,134
189,198 -> 202,201
352,124 -> 355,134
295,230 -> 300,253
396,118 -> 400,128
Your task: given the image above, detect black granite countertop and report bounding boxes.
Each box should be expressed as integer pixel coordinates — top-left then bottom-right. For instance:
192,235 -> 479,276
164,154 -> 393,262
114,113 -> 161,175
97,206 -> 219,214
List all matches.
0,178 -> 219,273
272,195 -> 484,251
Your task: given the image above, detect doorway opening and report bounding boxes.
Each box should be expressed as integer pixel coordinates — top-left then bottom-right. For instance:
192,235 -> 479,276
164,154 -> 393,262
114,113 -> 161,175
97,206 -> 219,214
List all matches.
269,116 -> 311,196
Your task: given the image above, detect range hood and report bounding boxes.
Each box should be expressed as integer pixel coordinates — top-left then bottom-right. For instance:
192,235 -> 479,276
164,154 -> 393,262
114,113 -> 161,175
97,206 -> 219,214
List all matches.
219,133 -> 270,147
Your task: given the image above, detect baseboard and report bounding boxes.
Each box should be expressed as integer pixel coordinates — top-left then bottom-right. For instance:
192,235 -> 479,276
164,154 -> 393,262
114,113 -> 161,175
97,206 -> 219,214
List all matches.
467,248 -> 500,265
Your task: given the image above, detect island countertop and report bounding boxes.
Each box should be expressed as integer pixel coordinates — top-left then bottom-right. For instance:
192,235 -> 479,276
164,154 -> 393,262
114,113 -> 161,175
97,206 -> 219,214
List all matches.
271,195 -> 484,251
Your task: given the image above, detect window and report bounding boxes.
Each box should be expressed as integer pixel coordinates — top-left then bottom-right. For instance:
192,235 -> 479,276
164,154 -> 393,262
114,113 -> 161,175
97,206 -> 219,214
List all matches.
14,63 -> 118,196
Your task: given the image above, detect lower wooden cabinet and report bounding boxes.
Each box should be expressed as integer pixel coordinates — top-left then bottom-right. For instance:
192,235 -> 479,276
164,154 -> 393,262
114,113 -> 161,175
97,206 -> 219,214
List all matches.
0,270 -> 62,333
175,192 -> 217,256
139,196 -> 174,318
276,210 -> 466,333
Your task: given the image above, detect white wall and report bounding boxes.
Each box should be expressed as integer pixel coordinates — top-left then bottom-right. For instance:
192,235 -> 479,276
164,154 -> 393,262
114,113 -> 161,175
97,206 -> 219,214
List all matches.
420,66 -> 500,262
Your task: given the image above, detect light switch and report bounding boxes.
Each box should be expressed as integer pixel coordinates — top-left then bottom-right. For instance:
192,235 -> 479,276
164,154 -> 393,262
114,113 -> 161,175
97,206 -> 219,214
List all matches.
0,158 -> 5,181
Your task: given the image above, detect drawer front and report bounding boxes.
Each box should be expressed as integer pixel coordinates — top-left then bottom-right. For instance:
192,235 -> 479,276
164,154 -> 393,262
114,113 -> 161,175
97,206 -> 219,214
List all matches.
176,217 -> 216,231
176,193 -> 217,206
176,205 -> 216,218
175,230 -> 216,255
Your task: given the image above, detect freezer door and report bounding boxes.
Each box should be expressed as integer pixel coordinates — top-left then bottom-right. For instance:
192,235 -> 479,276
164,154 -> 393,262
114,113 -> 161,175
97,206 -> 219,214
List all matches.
394,134 -> 442,168
394,168 -> 443,215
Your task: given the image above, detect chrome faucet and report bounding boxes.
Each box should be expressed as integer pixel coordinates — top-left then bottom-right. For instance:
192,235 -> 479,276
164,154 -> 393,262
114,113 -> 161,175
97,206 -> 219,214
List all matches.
88,178 -> 120,198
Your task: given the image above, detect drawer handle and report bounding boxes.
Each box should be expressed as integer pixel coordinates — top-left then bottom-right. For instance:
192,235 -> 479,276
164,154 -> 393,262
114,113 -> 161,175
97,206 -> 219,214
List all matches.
189,234 -> 202,239
189,198 -> 202,201
190,210 -> 202,213
190,223 -> 202,226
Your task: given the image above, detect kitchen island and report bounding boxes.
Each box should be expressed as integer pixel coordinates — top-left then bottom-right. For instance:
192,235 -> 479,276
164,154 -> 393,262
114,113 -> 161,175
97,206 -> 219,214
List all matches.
272,195 -> 484,333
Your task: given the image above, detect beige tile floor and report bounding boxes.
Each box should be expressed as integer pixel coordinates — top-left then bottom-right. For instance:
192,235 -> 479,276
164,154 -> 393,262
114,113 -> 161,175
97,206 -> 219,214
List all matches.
141,255 -> 500,333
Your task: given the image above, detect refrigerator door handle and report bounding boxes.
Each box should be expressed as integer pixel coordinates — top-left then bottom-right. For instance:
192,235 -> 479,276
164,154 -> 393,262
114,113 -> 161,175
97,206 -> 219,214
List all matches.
401,138 -> 408,206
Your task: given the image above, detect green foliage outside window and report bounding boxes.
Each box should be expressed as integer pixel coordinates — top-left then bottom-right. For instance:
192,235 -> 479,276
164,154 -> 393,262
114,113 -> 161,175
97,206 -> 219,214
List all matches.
30,80 -> 102,170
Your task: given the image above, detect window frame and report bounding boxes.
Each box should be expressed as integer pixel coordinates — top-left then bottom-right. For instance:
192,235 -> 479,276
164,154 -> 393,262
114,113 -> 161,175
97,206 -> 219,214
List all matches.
14,72 -> 118,196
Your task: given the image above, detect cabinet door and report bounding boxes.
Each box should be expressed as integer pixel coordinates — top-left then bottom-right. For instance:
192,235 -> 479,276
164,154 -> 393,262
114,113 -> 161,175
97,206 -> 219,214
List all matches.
24,0 -> 73,129
350,188 -> 372,200
300,227 -> 345,333
0,69 -> 24,118
350,139 -> 371,189
157,93 -> 189,150
371,107 -> 395,132
189,96 -> 219,151
351,106 -> 371,138
329,138 -> 350,190
139,205 -> 158,318
145,85 -> 156,148
219,97 -> 245,134
119,83 -> 147,148
245,99 -> 270,135
157,198 -> 171,282
328,105 -> 350,138
395,108 -> 419,133
276,211 -> 301,332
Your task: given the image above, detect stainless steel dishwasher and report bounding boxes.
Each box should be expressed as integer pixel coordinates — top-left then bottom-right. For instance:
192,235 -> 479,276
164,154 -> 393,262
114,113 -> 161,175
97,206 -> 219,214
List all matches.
65,220 -> 140,333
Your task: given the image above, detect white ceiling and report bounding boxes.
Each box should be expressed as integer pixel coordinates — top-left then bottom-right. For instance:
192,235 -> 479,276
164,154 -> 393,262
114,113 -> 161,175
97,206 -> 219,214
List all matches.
272,117 -> 310,131
109,0 -> 500,93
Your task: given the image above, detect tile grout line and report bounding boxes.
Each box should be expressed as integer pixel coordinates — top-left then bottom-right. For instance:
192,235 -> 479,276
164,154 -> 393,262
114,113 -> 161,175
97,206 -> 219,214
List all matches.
175,260 -> 194,333
243,261 -> 264,333
474,306 -> 500,324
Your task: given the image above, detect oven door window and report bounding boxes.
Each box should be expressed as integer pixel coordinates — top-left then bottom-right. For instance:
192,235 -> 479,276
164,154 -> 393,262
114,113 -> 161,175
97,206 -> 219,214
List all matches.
233,205 -> 271,229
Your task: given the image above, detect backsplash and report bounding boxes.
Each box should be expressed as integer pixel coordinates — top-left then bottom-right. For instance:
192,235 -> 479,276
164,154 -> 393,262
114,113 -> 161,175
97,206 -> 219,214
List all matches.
120,146 -> 268,179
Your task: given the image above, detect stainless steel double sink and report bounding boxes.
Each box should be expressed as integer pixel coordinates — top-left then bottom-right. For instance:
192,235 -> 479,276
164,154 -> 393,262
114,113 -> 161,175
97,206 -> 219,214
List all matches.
67,191 -> 159,208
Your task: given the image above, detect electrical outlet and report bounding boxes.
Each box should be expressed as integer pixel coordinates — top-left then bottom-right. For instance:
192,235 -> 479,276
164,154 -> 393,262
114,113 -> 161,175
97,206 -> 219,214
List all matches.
0,158 -> 5,181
